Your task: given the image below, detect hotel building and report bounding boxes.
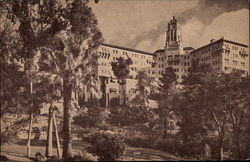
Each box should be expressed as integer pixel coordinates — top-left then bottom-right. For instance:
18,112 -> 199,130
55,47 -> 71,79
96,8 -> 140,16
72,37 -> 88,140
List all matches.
191,38 -> 249,75
154,17 -> 193,82
82,17 -> 249,107
84,43 -> 156,107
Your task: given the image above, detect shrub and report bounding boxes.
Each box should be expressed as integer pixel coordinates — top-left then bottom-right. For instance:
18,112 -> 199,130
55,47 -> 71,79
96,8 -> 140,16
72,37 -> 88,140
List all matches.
87,130 -> 125,161
125,137 -> 152,148
0,132 -> 17,145
154,138 -> 182,155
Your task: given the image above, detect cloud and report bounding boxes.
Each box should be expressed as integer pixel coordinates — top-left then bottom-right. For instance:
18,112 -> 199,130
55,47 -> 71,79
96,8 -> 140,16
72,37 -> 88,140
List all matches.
182,9 -> 249,48
90,0 -> 198,50
135,33 -> 165,52
177,0 -> 249,25
91,0 -> 249,52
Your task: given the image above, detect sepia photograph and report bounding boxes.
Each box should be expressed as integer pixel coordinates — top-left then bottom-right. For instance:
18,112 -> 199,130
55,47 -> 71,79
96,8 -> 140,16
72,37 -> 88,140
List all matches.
1,0 -> 249,161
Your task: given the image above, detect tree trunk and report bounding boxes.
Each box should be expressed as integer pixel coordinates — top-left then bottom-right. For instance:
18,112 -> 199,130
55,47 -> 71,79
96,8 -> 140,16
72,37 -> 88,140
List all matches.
163,117 -> 167,139
46,104 -> 53,157
218,138 -> 224,161
233,131 -> 241,160
27,111 -> 33,157
53,111 -> 61,158
204,142 -> 211,160
62,78 -> 73,160
27,81 -> 33,157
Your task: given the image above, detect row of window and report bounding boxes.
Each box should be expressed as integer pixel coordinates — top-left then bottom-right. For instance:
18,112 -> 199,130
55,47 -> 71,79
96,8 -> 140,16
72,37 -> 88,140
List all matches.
156,68 -> 190,75
99,52 -> 110,59
212,60 -> 220,65
214,67 -> 220,71
194,44 -> 221,56
157,54 -> 190,61
232,46 -> 239,51
200,55 -> 211,62
224,59 -> 246,67
156,61 -> 191,67
224,51 -> 248,59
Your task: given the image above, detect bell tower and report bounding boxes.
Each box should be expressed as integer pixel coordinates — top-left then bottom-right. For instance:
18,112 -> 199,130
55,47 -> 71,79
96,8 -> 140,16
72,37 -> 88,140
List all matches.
165,16 -> 182,51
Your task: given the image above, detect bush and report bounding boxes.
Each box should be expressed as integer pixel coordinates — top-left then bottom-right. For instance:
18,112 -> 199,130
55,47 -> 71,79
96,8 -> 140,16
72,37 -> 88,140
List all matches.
154,138 -> 182,155
0,132 -> 17,145
87,130 -> 125,161
125,137 -> 152,148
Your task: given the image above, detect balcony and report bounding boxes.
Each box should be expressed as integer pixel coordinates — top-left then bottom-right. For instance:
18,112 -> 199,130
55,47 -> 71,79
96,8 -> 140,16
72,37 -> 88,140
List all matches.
239,51 -> 248,57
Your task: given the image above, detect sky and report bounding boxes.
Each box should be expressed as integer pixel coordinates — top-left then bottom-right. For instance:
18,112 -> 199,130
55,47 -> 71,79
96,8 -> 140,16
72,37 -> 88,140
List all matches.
90,0 -> 249,53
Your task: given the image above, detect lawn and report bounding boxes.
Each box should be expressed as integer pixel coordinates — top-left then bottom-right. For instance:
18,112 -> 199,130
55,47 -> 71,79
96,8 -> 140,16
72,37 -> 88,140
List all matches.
1,139 -> 182,161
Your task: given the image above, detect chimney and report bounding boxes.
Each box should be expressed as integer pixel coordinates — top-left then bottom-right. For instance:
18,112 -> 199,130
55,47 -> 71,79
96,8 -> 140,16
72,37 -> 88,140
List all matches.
210,39 -> 215,43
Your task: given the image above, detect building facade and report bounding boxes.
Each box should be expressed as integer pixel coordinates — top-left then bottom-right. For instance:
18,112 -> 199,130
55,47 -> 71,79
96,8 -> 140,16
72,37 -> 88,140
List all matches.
191,38 -> 249,75
82,16 -> 249,107
90,43 -> 156,107
154,16 -> 193,83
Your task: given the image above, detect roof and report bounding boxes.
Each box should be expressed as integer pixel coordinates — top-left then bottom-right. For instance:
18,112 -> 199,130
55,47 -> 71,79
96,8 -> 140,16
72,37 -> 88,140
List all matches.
101,43 -> 153,55
183,47 -> 194,51
154,49 -> 165,54
224,39 -> 248,48
191,38 -> 248,54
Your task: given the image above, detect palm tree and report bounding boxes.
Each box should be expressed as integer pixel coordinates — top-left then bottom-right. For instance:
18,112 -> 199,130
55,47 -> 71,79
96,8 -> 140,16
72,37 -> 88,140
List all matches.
1,0 -> 102,159
111,56 -> 133,105
35,29 -> 102,159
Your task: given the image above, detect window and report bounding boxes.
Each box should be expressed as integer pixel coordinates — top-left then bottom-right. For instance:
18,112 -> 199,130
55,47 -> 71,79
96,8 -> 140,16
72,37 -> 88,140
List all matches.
224,59 -> 229,64
233,60 -> 237,65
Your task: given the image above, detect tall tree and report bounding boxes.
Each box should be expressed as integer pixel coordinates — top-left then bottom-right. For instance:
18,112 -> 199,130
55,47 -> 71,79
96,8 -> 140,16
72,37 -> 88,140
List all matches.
157,67 -> 177,139
178,63 -> 250,160
129,70 -> 154,119
174,63 -> 214,157
111,56 -> 132,105
1,0 -> 103,159
158,67 -> 177,95
208,70 -> 250,160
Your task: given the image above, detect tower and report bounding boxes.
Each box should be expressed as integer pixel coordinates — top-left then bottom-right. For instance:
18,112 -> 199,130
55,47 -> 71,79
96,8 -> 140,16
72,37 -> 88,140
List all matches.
165,16 -> 182,51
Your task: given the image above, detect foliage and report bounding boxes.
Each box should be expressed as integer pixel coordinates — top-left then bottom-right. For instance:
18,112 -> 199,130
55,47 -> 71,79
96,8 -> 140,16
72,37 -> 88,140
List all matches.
1,0 -> 103,159
109,105 -> 135,126
110,56 -> 133,80
176,63 -> 250,160
127,71 -> 158,133
73,106 -> 103,128
125,137 -> 152,148
158,67 -> 177,95
157,67 -> 178,139
87,130 -> 126,161
175,64 -> 214,143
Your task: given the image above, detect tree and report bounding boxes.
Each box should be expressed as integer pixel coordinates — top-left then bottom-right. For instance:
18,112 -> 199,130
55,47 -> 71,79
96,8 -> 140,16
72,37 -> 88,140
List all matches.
174,63 -> 214,158
158,67 -> 177,95
157,67 -> 177,139
1,0 -> 103,159
178,63 -> 250,160
0,16 -> 24,118
35,76 -> 62,157
111,56 -> 132,105
128,71 -> 157,136
208,71 -> 250,160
